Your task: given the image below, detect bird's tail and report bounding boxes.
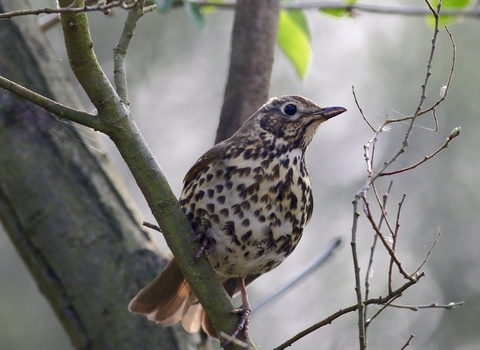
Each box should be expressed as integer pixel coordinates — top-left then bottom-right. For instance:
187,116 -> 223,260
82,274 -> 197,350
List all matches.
128,258 -> 216,336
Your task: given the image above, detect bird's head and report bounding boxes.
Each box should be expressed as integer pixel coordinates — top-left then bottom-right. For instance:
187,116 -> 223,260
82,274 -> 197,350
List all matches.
245,95 -> 346,151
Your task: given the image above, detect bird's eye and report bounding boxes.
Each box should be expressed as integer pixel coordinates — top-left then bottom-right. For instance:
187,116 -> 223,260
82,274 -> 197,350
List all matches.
283,104 -> 297,116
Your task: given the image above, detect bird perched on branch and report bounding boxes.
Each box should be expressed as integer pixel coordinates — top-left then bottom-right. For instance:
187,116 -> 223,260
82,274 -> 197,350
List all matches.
128,95 -> 346,343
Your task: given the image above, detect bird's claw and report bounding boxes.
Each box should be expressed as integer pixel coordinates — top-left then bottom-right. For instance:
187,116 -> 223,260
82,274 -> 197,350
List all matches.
220,303 -> 252,346
192,232 -> 214,262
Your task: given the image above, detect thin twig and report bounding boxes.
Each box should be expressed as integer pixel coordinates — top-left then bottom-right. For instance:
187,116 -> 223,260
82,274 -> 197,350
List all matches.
362,197 -> 414,281
364,181 -> 393,329
0,0 -> 140,19
273,273 -> 425,350
380,127 -> 461,176
411,229 -> 442,276
351,196 -> 366,350
353,86 -> 376,132
389,300 -> 464,311
143,221 -> 161,232
400,334 -> 416,350
388,194 -> 406,293
113,0 -> 156,103
365,294 -> 401,327
418,27 -> 456,117
251,238 -> 342,315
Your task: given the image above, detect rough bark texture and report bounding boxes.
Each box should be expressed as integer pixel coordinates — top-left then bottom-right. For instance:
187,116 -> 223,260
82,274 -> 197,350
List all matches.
215,0 -> 280,143
0,0 -> 280,348
0,2 -> 203,349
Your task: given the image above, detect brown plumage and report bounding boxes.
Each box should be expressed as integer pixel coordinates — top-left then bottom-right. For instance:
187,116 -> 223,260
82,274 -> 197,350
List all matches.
129,95 -> 346,341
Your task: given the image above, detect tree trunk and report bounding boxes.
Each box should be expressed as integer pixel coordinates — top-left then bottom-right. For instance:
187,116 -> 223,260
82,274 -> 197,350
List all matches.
0,1 -> 204,349
216,0 -> 280,143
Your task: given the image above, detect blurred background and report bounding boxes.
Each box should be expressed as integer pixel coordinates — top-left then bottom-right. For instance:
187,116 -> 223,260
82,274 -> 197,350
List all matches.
1,0 -> 479,349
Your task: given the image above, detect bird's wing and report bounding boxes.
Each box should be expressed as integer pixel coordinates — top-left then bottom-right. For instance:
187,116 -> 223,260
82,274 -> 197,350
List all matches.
183,142 -> 227,187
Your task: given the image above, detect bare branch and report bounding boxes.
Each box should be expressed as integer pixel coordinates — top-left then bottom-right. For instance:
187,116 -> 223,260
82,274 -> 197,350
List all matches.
389,300 -> 465,311
364,181 -> 393,329
418,27 -> 456,117
380,127 -> 461,176
388,194 -> 406,293
412,229 -> 442,276
362,196 -> 414,281
365,294 -> 401,327
350,195 -> 366,349
400,335 -> 416,350
353,86 -> 376,132
273,274 -> 425,350
0,0 -> 140,19
251,238 -> 342,314
142,221 -> 161,232
0,74 -> 101,130
113,1 -> 156,103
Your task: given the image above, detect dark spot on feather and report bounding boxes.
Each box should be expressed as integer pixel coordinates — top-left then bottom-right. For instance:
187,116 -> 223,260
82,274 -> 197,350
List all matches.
240,200 -> 250,210
194,190 -> 205,201
222,221 -> 235,236
260,194 -> 270,204
241,230 -> 252,242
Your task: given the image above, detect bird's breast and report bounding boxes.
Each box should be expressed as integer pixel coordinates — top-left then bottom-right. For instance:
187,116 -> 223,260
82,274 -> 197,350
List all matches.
179,146 -> 313,277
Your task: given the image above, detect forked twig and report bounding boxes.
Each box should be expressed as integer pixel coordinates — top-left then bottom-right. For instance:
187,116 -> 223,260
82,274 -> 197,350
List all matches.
400,334 -> 416,350
388,193 -> 406,294
362,196 -> 414,281
380,127 -> 461,176
273,274 -> 425,350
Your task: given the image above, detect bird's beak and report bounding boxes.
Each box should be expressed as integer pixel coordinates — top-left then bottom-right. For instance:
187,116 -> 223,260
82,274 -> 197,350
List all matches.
316,106 -> 347,120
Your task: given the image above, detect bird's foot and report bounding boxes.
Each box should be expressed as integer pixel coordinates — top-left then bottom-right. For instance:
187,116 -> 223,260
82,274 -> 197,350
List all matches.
221,302 -> 252,346
192,232 -> 215,262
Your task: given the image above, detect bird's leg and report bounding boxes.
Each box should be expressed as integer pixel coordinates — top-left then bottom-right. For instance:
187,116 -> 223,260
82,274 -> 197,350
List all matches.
222,277 -> 251,345
192,232 -> 215,262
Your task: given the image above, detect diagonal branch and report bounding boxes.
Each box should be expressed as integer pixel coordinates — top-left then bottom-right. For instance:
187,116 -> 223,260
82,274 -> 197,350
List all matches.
0,74 -> 101,130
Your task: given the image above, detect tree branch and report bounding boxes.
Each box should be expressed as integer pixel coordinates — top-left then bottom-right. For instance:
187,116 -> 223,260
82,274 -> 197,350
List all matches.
0,75 -> 101,130
273,273 -> 426,350
0,0 -> 140,19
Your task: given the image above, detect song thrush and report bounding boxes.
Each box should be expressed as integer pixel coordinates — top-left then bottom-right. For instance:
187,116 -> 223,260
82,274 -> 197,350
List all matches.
129,95 -> 346,342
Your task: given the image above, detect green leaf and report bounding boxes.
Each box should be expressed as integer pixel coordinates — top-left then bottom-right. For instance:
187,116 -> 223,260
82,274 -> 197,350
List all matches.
320,8 -> 350,18
154,0 -> 175,13
426,0 -> 471,27
201,0 -> 223,15
184,1 -> 206,30
277,9 -> 312,80
320,0 -> 356,17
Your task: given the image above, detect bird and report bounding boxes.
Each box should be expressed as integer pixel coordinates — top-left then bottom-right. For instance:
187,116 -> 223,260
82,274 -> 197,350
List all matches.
128,95 -> 346,342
